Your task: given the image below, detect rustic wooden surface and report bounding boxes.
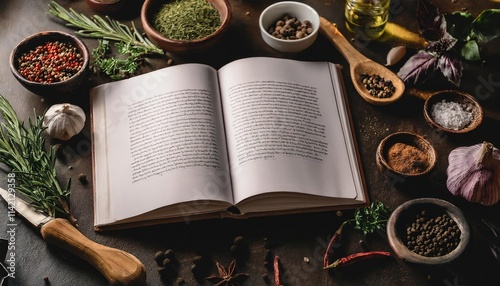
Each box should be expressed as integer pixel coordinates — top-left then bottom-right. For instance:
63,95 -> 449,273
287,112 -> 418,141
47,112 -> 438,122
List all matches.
1,0 -> 500,285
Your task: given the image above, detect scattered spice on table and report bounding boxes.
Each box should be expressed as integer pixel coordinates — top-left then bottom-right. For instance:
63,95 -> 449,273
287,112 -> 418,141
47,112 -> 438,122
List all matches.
268,14 -> 314,40
205,260 -> 249,285
324,251 -> 391,268
387,142 -> 429,175
405,210 -> 461,257
360,73 -> 395,98
17,41 -> 83,83
153,0 -> 221,41
430,99 -> 473,130
77,173 -> 88,184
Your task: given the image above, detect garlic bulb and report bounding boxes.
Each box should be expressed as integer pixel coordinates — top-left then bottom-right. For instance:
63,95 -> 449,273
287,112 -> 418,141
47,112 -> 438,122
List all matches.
43,103 -> 86,140
446,142 -> 500,206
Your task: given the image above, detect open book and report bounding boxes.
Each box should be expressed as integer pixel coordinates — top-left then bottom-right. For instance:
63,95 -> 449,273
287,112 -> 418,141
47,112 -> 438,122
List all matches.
90,57 -> 368,231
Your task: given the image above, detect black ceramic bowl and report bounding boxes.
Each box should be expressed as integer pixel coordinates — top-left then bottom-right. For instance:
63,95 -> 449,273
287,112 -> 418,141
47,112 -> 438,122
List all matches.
387,198 -> 470,265
9,31 -> 90,96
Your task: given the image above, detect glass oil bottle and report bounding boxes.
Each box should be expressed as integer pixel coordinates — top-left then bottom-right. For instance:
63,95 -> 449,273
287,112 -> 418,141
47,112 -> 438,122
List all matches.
345,0 -> 390,39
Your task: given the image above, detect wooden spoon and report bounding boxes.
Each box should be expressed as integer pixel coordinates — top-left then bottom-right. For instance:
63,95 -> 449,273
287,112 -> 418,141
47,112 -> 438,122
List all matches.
319,17 -> 405,105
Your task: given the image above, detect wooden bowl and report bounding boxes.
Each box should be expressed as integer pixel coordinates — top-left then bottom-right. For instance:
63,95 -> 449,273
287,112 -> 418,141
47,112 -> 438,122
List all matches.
9,31 -> 90,96
86,0 -> 143,17
423,90 -> 483,134
140,0 -> 232,53
387,198 -> 470,265
376,132 -> 437,178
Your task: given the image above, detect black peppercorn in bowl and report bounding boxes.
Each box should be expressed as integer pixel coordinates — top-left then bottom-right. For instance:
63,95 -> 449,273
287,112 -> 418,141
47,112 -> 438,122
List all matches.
141,0 -> 232,53
9,31 -> 90,97
387,198 -> 470,265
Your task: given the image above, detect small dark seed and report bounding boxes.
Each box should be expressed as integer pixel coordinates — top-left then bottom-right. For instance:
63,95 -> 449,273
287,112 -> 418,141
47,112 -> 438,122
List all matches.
154,251 -> 166,266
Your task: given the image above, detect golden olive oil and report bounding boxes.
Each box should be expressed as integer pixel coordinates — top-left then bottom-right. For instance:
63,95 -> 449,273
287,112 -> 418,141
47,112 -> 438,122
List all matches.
345,0 -> 390,39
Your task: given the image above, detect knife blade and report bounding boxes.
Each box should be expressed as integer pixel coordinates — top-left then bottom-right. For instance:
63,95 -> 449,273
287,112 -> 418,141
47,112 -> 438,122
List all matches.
0,187 -> 146,286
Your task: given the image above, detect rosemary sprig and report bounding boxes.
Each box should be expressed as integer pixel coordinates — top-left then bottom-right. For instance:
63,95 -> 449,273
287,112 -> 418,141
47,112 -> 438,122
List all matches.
0,95 -> 76,225
47,1 -> 165,79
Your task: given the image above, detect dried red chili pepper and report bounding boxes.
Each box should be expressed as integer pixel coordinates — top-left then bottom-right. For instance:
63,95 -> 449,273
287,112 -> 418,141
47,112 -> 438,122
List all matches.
323,221 -> 347,268
273,255 -> 283,286
324,251 -> 391,269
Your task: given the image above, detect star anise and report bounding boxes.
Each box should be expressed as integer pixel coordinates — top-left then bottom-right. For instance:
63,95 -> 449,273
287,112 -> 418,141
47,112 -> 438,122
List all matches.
206,260 -> 249,286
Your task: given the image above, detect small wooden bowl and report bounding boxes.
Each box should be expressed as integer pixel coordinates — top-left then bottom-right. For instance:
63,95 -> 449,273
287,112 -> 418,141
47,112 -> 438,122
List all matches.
9,31 -> 90,96
141,0 -> 232,53
387,198 -> 470,265
86,0 -> 143,17
376,132 -> 437,178
423,90 -> 483,134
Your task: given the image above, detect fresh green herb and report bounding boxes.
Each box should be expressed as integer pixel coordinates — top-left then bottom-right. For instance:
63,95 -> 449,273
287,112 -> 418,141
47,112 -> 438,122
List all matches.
398,0 -> 500,86
92,39 -> 148,80
0,95 -> 76,224
153,0 -> 221,41
47,1 -> 165,79
348,201 -> 391,236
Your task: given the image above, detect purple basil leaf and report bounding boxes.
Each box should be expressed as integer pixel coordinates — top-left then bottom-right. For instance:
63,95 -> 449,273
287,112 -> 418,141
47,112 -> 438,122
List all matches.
425,33 -> 458,55
397,51 -> 439,85
417,0 -> 447,40
438,52 -> 463,86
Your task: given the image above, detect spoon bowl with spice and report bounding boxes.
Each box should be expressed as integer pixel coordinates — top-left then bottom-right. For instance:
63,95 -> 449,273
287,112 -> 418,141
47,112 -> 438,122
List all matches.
141,0 -> 232,53
376,132 -> 437,179
387,198 -> 470,265
9,31 -> 90,96
319,17 -> 405,105
424,90 -> 483,134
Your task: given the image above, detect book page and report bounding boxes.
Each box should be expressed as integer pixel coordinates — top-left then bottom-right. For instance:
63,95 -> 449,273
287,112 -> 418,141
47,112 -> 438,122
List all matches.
218,57 -> 365,211
91,64 -> 232,224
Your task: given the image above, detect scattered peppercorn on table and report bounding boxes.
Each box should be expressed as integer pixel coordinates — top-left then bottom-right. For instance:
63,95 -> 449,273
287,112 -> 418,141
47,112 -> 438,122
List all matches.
1,0 -> 500,285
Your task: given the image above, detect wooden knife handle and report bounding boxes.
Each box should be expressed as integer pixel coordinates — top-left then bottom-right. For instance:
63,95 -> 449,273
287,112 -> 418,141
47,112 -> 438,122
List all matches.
40,218 -> 146,286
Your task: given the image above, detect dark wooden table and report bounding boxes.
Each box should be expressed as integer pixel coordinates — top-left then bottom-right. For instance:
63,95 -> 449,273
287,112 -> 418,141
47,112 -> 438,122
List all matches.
1,0 -> 500,285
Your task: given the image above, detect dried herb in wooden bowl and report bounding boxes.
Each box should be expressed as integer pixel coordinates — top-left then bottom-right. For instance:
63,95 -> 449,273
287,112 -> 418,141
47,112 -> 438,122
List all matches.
153,0 -> 221,41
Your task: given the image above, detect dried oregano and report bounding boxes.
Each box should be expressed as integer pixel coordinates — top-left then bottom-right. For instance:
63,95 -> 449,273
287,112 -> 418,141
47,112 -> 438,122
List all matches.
153,0 -> 221,41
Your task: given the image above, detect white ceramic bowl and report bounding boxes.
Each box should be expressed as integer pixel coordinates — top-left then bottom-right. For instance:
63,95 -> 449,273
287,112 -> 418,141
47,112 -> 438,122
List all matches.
259,1 -> 320,53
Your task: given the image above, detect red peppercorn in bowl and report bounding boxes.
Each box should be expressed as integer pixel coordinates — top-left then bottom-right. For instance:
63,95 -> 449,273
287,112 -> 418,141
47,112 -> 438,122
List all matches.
10,31 -> 90,96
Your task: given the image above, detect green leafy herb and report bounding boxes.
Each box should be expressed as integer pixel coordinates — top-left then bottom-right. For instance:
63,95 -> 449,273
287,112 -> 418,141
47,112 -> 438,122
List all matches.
397,0 -> 500,86
348,201 -> 391,236
92,39 -> 147,80
153,0 -> 221,41
47,1 -> 165,79
0,95 -> 76,224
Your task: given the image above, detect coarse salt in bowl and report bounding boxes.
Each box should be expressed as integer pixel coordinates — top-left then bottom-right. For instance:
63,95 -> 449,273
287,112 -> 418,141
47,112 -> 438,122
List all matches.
259,1 -> 320,53
424,90 -> 483,134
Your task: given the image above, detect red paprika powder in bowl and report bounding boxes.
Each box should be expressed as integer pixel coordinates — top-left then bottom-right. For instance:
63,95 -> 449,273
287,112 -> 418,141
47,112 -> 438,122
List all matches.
9,31 -> 90,96
376,132 -> 437,179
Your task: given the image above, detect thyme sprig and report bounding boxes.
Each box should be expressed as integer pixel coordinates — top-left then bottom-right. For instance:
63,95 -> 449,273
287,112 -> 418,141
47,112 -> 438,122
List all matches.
47,1 -> 164,79
0,95 -> 76,225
